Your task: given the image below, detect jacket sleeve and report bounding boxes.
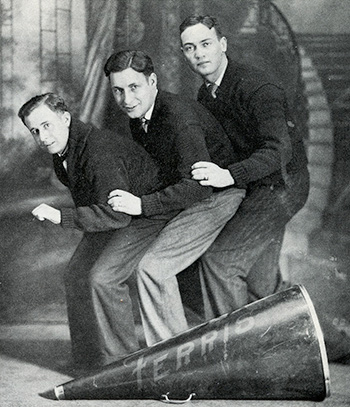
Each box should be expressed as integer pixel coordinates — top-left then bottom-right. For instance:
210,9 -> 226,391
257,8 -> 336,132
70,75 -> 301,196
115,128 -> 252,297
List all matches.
227,84 -> 292,187
141,121 -> 213,216
60,152 -> 132,232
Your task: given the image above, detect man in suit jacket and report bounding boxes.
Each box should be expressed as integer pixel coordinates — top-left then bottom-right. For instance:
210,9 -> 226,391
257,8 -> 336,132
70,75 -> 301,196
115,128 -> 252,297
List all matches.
104,50 -> 246,345
179,15 -> 310,318
18,93 -> 178,371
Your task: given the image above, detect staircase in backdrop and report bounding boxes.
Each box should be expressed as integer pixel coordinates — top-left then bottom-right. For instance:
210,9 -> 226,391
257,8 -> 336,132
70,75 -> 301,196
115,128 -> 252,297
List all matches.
298,33 -> 350,258
285,32 -> 350,362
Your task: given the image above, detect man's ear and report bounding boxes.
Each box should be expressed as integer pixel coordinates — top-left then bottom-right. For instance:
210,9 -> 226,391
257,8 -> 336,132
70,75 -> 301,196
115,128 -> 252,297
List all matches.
149,72 -> 157,87
220,36 -> 227,53
63,111 -> 71,127
180,47 -> 187,60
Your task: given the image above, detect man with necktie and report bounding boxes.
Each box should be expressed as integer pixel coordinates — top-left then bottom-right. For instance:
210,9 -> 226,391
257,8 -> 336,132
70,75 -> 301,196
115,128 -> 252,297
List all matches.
179,15 -> 310,318
104,50 -> 246,345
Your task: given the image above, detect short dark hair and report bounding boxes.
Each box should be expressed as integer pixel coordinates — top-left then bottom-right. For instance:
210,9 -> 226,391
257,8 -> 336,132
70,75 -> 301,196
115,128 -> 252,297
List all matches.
179,15 -> 223,39
104,50 -> 154,78
18,93 -> 69,125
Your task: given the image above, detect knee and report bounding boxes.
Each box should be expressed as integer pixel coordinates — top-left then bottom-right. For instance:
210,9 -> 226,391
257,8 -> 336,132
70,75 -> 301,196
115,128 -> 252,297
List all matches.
88,265 -> 112,290
138,253 -> 164,282
88,263 -> 132,296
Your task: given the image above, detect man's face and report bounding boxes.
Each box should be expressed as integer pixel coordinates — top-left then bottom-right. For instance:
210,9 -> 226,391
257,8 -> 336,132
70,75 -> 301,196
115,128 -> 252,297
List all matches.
181,23 -> 227,82
24,104 -> 70,155
109,68 -> 157,119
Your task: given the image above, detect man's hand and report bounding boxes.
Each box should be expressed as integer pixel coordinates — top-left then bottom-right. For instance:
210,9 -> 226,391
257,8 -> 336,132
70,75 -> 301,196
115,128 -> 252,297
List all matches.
32,203 -> 61,224
191,161 -> 235,188
108,189 -> 142,215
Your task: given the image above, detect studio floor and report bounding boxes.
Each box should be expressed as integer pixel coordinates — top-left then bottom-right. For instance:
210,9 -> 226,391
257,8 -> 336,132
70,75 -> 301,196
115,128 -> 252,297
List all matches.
0,324 -> 349,407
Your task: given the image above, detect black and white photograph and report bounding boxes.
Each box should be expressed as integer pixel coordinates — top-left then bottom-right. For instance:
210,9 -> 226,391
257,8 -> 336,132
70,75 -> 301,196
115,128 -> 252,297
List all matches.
0,1 -> 349,406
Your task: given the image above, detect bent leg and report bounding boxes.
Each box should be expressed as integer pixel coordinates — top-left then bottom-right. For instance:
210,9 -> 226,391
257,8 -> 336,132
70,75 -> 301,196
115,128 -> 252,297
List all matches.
137,188 -> 245,346
199,186 -> 291,320
246,227 -> 291,302
66,218 -> 167,367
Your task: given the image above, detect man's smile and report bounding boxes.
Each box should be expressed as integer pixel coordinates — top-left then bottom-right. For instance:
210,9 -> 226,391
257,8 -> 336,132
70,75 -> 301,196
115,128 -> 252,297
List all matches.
124,105 -> 139,112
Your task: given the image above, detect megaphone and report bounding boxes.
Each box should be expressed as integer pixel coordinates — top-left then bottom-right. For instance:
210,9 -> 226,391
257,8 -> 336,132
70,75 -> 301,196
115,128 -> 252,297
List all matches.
46,285 -> 330,402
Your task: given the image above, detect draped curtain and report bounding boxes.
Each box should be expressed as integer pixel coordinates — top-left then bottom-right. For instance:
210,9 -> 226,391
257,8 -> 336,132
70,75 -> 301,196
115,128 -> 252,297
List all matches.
78,0 -> 252,127
79,0 -> 119,126
79,0 -> 146,127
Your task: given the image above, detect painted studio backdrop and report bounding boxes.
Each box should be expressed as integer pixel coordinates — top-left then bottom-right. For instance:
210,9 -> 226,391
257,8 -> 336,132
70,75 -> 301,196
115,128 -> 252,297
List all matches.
1,0 -> 350,362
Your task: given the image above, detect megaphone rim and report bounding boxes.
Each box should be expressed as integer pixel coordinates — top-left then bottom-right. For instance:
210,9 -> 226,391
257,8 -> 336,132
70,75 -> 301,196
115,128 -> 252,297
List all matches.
298,284 -> 331,398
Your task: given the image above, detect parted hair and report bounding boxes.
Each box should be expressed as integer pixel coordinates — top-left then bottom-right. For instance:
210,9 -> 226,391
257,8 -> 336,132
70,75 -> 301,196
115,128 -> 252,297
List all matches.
104,50 -> 154,78
18,93 -> 69,124
179,15 -> 223,39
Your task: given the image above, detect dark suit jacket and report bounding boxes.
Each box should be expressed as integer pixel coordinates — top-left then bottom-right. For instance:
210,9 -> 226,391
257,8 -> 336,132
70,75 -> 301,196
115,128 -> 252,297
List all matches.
53,118 -> 161,232
130,90 -> 238,217
198,59 -> 308,191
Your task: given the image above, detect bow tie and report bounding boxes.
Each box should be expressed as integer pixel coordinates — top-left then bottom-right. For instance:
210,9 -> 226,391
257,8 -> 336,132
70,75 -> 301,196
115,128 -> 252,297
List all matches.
57,147 -> 69,163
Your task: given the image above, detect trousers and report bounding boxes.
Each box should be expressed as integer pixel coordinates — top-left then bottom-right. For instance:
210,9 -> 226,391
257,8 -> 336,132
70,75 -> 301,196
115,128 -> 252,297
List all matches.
199,169 -> 310,320
64,216 -> 169,368
136,187 -> 246,346
65,187 -> 245,365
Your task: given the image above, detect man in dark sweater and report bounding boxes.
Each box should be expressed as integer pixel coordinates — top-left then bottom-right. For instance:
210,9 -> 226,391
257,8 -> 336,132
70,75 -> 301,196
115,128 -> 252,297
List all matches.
179,15 -> 310,318
104,50 -> 246,345
18,93 -> 176,371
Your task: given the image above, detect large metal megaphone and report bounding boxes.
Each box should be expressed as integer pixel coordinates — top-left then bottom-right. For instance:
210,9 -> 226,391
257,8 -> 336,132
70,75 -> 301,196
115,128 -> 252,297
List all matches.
47,285 -> 330,402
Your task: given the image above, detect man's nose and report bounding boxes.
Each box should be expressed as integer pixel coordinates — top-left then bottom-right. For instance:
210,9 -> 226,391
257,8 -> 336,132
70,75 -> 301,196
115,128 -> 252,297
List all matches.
123,90 -> 134,106
38,129 -> 50,144
194,46 -> 204,59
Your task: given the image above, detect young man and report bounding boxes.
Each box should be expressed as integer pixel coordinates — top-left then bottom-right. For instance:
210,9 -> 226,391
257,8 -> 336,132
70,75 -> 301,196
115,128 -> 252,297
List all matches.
179,15 -> 310,318
104,50 -> 246,345
18,93 -> 174,371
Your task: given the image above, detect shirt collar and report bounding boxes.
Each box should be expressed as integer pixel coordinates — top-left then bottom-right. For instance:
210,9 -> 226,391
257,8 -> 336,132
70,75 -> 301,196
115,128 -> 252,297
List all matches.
57,143 -> 69,159
206,57 -> 228,87
143,89 -> 158,121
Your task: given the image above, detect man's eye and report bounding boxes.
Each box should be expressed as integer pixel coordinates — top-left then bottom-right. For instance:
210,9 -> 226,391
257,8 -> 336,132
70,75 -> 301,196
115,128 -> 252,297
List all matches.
130,85 -> 137,91
43,123 -> 50,129
31,129 -> 38,136
203,42 -> 211,47
184,45 -> 194,53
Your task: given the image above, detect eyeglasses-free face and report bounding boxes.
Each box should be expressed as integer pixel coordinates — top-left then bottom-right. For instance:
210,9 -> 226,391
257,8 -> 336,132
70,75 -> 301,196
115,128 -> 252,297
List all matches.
109,68 -> 158,120
25,104 -> 70,155
181,23 -> 227,83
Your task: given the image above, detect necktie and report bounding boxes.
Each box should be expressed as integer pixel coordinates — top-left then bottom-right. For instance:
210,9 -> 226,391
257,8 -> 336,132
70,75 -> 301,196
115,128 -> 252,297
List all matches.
141,117 -> 150,132
207,82 -> 218,99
